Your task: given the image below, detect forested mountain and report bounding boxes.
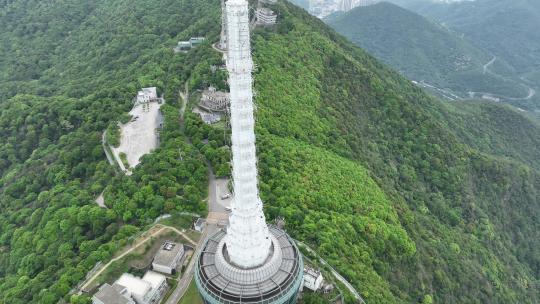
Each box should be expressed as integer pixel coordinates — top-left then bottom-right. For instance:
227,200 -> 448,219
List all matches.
325,2 -> 535,107
388,0 -> 540,115
398,0 -> 540,73
0,0 -> 539,304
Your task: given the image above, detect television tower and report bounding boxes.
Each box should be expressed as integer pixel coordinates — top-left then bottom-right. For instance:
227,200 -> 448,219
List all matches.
194,0 -> 304,303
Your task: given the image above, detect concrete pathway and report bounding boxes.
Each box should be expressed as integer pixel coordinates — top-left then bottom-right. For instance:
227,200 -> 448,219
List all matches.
95,192 -> 107,208
164,226 -> 213,304
101,131 -> 116,166
165,168 -> 229,303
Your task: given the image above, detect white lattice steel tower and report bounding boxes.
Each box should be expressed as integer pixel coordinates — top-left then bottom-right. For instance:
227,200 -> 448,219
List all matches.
224,0 -> 272,269
195,2 -> 303,303
218,0 -> 228,50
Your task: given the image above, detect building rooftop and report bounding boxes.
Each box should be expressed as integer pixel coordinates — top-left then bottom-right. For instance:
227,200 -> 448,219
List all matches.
93,283 -> 132,304
257,7 -> 276,15
153,242 -> 184,267
202,87 -> 229,99
115,273 -> 152,299
142,271 -> 167,289
195,218 -> 206,227
304,267 -> 322,277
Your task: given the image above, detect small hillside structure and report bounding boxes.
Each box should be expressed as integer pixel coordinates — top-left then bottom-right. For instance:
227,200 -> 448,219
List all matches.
200,86 -> 230,112
176,41 -> 191,51
194,218 -> 206,232
92,283 -> 135,304
135,87 -> 158,104
256,7 -> 277,25
114,272 -> 167,304
174,37 -> 206,52
303,267 -> 324,291
152,241 -> 185,274
322,283 -> 334,294
190,37 -> 206,46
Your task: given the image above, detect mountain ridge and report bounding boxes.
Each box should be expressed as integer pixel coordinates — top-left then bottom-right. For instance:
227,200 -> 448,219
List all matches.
0,0 -> 538,303
325,1 -> 531,103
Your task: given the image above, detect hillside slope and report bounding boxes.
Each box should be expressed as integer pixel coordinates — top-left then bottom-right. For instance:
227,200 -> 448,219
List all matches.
391,0 -> 540,113
251,4 -> 539,302
325,2 -> 529,101
0,0 -> 539,304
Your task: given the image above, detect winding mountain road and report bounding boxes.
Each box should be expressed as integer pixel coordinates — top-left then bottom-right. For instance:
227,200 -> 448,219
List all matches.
483,56 -> 496,74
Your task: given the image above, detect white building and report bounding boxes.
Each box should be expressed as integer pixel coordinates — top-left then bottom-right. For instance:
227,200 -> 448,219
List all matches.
303,267 -> 324,291
114,272 -> 167,304
256,7 -> 278,25
92,283 -> 135,304
152,241 -> 185,274
135,87 -> 158,104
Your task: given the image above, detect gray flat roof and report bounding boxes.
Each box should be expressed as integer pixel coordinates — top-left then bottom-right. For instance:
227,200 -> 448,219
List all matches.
93,284 -> 132,304
153,241 -> 184,267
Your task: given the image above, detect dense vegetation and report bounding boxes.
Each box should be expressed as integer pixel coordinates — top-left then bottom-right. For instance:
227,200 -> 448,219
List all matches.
325,2 -> 530,103
251,2 -> 539,302
390,0 -> 540,115
0,0 -> 221,303
0,0 -> 538,304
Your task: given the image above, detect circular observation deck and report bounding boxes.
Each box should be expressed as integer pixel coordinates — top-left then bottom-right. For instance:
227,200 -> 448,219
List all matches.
194,227 -> 304,304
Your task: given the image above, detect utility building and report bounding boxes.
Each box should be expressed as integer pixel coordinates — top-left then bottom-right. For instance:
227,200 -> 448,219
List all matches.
194,1 -> 304,303
92,283 -> 135,304
114,272 -> 167,304
303,267 -> 324,291
152,241 -> 185,274
135,87 -> 158,104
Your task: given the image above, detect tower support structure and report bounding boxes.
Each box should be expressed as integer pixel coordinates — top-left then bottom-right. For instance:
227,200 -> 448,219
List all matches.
194,1 -> 304,303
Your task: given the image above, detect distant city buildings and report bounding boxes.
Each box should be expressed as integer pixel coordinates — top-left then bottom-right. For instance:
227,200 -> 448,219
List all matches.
152,241 -> 185,275
92,271 -> 167,304
309,0 -> 380,18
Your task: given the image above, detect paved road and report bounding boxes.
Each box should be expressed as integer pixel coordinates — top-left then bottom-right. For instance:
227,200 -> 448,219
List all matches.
208,170 -> 232,214
179,82 -> 189,121
101,131 -> 116,166
483,56 -> 496,74
165,227 -> 211,304
165,170 -> 228,303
